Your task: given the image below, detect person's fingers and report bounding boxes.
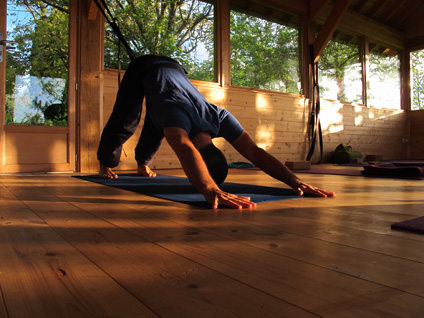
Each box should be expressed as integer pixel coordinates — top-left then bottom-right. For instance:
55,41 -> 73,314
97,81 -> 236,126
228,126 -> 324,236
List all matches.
294,187 -> 304,196
298,183 -> 336,197
323,190 -> 336,197
306,188 -> 326,197
219,194 -> 256,209
309,188 -> 327,197
212,196 -> 219,209
209,191 -> 256,209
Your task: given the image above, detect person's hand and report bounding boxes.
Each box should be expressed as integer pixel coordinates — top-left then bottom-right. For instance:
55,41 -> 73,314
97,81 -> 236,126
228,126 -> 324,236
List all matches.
137,165 -> 157,177
293,182 -> 336,198
204,189 -> 257,209
99,163 -> 118,179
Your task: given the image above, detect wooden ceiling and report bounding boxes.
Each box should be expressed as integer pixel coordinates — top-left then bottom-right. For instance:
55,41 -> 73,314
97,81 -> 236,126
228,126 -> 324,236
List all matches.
345,0 -> 424,48
229,0 -> 424,51
247,0 -> 424,51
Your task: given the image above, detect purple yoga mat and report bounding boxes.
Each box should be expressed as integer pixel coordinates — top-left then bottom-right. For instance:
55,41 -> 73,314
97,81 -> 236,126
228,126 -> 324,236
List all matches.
391,216 -> 424,234
362,163 -> 424,178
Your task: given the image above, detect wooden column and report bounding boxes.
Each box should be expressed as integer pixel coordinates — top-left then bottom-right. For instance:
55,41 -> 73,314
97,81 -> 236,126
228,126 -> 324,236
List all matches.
400,50 -> 411,112
302,5 -> 316,99
77,0 -> 104,173
0,0 -> 6,173
400,49 -> 411,159
360,36 -> 370,106
217,0 -> 231,88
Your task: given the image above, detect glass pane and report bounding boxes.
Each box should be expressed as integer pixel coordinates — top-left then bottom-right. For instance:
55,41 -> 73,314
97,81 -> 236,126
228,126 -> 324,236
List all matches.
103,0 -> 215,82
6,0 -> 69,126
368,46 -> 400,109
319,37 -> 362,103
411,49 -> 424,110
230,10 -> 300,94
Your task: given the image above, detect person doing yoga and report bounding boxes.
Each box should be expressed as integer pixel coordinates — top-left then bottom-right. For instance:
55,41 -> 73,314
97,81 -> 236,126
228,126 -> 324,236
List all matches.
97,55 -> 336,209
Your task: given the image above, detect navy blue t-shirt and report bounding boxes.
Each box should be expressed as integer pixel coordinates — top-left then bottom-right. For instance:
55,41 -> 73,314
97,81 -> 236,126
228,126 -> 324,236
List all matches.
136,60 -> 244,165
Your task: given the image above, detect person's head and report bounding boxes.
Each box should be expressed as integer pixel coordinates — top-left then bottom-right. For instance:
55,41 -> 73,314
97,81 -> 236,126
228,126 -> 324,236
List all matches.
192,132 -> 228,185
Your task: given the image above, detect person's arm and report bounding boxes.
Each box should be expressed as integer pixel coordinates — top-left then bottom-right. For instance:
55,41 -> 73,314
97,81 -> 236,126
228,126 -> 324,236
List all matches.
231,131 -> 336,197
164,127 -> 256,209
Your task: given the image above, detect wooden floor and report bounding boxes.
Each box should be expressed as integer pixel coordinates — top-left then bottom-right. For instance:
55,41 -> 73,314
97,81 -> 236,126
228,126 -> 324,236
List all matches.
1,166 -> 424,318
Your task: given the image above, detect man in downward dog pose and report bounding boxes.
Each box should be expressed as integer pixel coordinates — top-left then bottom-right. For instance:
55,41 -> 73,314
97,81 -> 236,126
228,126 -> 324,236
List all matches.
97,55 -> 336,209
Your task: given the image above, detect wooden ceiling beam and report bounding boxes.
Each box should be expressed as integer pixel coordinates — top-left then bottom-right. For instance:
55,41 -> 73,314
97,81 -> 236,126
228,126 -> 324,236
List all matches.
392,1 -> 421,29
383,0 -> 408,24
315,3 -> 405,50
406,35 -> 424,51
353,0 -> 368,12
369,0 -> 389,19
312,0 -> 353,63
309,0 -> 331,21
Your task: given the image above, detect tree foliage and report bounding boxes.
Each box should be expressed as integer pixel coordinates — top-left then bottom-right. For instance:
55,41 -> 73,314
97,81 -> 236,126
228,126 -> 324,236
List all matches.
411,50 -> 424,110
6,0 -> 69,126
103,0 -> 214,75
318,39 -> 360,102
367,49 -> 401,108
230,11 -> 300,94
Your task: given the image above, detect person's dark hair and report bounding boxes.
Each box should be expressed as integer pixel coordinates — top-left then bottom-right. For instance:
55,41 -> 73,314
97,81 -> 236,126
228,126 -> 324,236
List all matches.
199,143 -> 228,185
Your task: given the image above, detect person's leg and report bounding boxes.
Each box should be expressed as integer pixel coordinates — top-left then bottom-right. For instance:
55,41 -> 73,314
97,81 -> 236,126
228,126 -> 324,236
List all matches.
134,111 -> 164,164
97,58 -> 146,168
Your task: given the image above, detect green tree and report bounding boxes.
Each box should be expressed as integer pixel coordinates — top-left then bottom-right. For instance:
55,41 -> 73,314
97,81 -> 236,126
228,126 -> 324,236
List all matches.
104,0 -> 214,78
411,50 -> 424,110
318,39 -> 360,102
230,11 -> 300,94
367,48 -> 400,108
6,0 -> 69,125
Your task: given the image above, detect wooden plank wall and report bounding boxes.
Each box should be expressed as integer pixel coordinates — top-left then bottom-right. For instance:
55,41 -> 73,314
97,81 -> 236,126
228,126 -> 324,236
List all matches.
103,69 -> 408,170
410,110 -> 424,159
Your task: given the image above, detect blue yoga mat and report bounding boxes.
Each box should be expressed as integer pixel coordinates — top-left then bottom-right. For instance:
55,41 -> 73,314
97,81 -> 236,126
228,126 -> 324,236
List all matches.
75,174 -> 301,208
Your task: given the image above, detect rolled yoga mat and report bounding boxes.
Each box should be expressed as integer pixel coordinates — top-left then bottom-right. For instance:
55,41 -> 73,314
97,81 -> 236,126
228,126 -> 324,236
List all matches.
391,216 -> 424,234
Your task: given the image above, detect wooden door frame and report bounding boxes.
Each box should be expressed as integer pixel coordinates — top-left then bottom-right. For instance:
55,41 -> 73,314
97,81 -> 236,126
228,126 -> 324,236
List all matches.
0,0 -> 6,173
68,0 -> 78,172
0,0 -> 77,173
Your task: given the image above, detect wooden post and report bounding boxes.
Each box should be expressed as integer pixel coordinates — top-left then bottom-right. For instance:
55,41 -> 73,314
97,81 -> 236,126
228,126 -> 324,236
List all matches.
360,36 -> 370,107
217,0 -> 231,88
400,49 -> 411,159
77,0 -> 104,173
0,0 -> 6,173
401,50 -> 411,112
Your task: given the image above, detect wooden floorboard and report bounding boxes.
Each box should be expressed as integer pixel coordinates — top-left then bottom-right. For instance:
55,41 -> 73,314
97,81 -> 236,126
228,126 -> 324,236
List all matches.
0,183 -> 158,318
1,167 -> 424,317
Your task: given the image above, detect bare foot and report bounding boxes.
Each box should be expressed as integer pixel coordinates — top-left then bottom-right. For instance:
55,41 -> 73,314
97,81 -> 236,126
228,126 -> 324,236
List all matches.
99,163 -> 118,179
137,165 -> 157,177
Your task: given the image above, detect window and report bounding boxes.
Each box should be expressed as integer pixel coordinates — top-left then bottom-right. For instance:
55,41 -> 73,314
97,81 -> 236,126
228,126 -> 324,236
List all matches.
103,0 -> 215,82
5,0 -> 69,126
411,49 -> 424,110
368,44 -> 400,109
230,2 -> 301,94
318,35 -> 362,103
